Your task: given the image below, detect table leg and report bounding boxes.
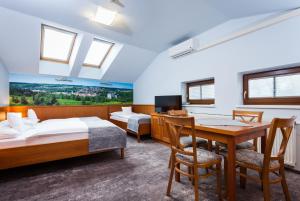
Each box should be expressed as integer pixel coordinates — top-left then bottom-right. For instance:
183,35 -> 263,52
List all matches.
175,163 -> 180,182
260,129 -> 267,154
227,138 -> 236,201
207,140 -> 213,151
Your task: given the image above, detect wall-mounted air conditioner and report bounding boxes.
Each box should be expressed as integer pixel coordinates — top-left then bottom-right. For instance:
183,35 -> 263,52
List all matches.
168,38 -> 199,59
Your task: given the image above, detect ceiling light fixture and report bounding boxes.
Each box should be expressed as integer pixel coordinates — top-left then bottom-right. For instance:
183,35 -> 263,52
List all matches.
93,6 -> 117,26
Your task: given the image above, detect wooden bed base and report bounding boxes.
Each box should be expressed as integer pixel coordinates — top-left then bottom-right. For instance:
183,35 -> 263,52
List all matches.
0,139 -> 124,170
110,119 -> 151,143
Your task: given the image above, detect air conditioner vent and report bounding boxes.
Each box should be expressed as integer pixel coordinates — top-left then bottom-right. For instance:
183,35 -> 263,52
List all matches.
168,38 -> 199,59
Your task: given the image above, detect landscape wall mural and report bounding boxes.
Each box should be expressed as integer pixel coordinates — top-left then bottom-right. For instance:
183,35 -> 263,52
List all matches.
9,74 -> 133,106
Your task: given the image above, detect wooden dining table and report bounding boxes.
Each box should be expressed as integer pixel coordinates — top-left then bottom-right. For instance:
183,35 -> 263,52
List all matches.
178,121 -> 270,201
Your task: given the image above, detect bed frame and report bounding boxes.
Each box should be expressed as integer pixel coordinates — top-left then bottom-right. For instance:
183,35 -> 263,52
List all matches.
0,105 -> 154,170
108,105 -> 153,143
0,138 -> 124,170
109,118 -> 150,143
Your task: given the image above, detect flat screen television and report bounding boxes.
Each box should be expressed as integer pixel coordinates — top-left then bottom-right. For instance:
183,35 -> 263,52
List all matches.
155,95 -> 182,113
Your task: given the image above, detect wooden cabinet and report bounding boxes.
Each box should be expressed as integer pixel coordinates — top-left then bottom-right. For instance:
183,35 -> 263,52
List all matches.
151,115 -> 161,139
151,113 -> 170,143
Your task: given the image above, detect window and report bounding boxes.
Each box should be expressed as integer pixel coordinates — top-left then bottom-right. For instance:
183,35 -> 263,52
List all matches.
187,79 -> 215,104
243,67 -> 300,105
41,25 -> 77,63
83,38 -> 114,68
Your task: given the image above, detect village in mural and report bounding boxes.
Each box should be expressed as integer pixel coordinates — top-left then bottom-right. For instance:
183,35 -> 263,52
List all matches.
9,74 -> 133,106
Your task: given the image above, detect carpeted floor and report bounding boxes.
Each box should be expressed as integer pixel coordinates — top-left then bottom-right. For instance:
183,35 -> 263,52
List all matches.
0,136 -> 299,201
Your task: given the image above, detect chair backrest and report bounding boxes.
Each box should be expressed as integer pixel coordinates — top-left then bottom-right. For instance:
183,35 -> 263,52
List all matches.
263,116 -> 296,169
164,116 -> 198,162
167,109 -> 188,117
233,110 -> 263,123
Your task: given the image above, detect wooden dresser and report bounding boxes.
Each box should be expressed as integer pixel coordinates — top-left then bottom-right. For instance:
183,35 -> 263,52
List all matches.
151,113 -> 170,143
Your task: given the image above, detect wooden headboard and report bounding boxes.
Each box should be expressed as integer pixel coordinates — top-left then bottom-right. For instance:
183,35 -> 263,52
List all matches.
0,107 -> 7,121
0,105 -> 154,121
5,106 -> 109,121
132,105 -> 155,115
0,104 -> 155,121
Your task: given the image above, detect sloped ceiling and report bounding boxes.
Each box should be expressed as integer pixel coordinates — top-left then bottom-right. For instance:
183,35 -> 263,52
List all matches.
0,0 -> 299,52
0,6 -> 157,83
0,0 -> 299,83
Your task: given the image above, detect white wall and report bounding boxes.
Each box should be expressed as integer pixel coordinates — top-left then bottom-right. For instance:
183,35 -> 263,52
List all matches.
134,13 -> 300,116
0,61 -> 9,106
134,13 -> 300,170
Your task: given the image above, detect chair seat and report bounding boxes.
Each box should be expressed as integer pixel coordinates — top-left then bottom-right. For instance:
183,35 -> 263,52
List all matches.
180,136 -> 207,148
215,141 -> 254,150
176,147 -> 221,164
236,149 -> 280,169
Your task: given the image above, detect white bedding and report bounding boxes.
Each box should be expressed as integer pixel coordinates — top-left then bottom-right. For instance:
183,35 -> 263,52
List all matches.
110,112 -> 150,123
110,115 -> 130,123
23,118 -> 89,138
0,117 -> 116,142
0,116 -> 120,149
0,132 -> 88,149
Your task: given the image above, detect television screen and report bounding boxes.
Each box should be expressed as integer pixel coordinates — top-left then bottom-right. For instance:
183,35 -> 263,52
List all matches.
155,95 -> 182,113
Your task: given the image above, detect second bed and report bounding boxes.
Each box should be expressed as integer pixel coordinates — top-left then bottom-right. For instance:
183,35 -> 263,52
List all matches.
110,111 -> 151,142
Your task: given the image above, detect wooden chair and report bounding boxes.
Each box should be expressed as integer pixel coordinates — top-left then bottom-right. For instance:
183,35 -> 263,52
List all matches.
215,110 -> 263,197
236,116 -> 296,201
166,110 -> 208,168
165,116 -> 222,201
215,110 -> 264,153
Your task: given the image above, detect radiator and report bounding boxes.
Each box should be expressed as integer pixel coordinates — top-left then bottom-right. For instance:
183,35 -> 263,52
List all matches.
190,112 -> 297,166
257,124 -> 297,166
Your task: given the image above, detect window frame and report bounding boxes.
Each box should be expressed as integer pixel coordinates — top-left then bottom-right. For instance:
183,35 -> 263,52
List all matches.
243,67 -> 300,105
83,38 -> 114,68
40,24 -> 77,64
186,79 -> 215,104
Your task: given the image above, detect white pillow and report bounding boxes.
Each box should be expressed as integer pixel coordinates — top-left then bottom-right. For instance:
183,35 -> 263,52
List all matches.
28,109 -> 39,121
0,120 -> 9,127
7,112 -> 26,132
0,127 -> 19,140
122,107 -> 132,114
23,118 -> 39,126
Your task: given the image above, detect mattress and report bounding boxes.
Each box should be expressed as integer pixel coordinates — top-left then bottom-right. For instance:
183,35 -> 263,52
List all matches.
0,132 -> 88,150
0,116 -> 118,150
110,115 -> 129,123
110,112 -> 150,123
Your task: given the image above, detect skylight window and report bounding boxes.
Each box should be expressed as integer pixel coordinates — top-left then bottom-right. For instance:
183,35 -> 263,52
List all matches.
41,25 -> 77,63
83,39 -> 114,68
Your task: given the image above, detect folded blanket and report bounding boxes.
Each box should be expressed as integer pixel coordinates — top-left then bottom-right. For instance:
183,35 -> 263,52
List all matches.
80,117 -> 127,153
127,114 -> 150,133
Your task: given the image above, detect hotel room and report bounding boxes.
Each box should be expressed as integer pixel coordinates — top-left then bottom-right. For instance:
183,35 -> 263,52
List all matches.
0,1 -> 300,201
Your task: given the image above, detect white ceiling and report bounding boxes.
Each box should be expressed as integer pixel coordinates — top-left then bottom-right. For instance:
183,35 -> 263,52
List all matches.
0,0 -> 299,83
0,0 -> 299,52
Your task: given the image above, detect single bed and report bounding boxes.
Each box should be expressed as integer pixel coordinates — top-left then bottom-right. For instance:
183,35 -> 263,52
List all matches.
0,116 -> 126,170
110,111 -> 151,142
